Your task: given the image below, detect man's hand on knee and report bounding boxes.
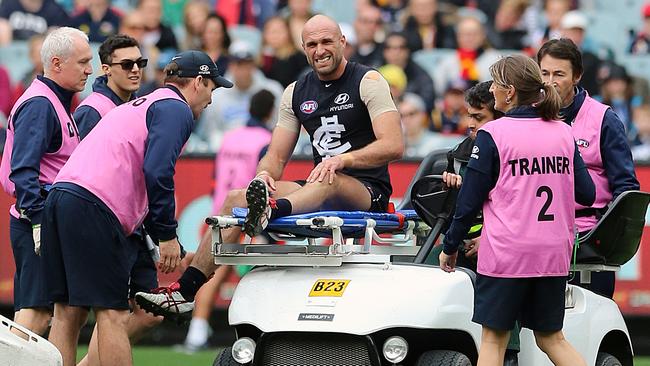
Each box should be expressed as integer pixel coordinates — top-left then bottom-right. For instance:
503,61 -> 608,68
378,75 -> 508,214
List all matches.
158,238 -> 182,273
307,155 -> 347,184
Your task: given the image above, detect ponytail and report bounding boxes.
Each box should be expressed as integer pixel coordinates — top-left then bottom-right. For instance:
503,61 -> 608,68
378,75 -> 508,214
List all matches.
536,83 -> 562,121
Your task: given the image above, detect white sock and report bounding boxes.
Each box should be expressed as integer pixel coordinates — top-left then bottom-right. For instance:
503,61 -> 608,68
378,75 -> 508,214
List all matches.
185,318 -> 210,347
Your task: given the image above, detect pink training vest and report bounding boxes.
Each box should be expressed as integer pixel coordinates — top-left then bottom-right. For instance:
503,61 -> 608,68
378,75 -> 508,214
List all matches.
212,126 -> 271,214
571,94 -> 611,232
0,78 -> 80,218
479,117 -> 576,277
55,88 -> 186,235
76,91 -> 116,119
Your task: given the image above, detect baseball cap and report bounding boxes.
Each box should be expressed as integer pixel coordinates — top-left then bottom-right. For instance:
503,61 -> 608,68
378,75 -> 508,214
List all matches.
445,79 -> 471,94
168,50 -> 233,88
561,10 -> 588,30
229,41 -> 256,62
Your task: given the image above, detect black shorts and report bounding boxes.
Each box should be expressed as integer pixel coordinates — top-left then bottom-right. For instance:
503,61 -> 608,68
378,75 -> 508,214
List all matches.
128,234 -> 158,298
294,178 -> 389,212
473,274 -> 566,332
10,216 -> 51,311
41,189 -> 139,310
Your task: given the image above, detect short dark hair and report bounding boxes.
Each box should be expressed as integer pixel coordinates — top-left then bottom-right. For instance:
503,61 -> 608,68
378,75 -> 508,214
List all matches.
465,80 -> 504,119
536,38 -> 584,78
98,34 -> 140,64
249,89 -> 275,121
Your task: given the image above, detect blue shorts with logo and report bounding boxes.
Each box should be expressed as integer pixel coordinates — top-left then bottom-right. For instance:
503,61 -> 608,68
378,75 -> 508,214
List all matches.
41,188 -> 139,310
10,216 -> 51,311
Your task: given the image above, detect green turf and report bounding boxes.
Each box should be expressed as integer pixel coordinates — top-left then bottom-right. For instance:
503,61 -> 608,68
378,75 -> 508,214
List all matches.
77,345 -> 222,366
76,346 -> 650,366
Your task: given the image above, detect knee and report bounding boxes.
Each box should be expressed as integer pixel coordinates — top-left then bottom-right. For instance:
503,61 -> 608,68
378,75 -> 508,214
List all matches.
55,305 -> 88,329
534,331 -> 565,352
96,309 -> 130,327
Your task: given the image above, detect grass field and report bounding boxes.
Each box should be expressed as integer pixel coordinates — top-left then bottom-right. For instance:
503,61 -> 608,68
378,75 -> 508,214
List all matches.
75,346 -> 650,366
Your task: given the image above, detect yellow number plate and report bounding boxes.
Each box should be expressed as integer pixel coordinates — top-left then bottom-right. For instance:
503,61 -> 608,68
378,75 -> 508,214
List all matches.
308,279 -> 350,297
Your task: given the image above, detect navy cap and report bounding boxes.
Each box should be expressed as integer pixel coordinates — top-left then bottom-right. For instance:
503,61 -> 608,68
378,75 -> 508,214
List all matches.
168,50 -> 233,88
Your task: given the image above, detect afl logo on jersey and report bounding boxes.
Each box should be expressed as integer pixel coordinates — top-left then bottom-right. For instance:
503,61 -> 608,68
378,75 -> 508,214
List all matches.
300,100 -> 318,114
576,139 -> 589,148
334,93 -> 350,105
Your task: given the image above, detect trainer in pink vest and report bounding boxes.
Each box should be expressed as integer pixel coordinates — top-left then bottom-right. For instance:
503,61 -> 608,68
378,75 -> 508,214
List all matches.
55,88 -> 186,235
479,117 -> 576,277
0,78 -> 80,219
212,126 -> 271,214
76,91 -> 116,119
571,94 -> 612,232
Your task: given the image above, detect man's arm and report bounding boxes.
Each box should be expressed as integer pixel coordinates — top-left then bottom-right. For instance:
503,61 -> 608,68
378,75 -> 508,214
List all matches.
257,83 -> 300,181
0,18 -> 11,45
10,98 -> 57,225
340,71 -> 404,168
600,109 -> 640,199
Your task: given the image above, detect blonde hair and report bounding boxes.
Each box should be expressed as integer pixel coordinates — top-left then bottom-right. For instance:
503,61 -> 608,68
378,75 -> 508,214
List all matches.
490,54 -> 561,121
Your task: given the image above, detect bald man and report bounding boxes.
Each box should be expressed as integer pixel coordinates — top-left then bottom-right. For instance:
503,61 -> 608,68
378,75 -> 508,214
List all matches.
135,14 -> 404,320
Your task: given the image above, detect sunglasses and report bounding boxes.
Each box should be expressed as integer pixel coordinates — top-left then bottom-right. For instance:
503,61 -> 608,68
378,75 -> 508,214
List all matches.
109,58 -> 148,71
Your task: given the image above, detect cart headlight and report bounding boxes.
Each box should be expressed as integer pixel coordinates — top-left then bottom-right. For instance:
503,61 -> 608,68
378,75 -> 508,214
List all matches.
232,337 -> 256,364
382,336 -> 408,364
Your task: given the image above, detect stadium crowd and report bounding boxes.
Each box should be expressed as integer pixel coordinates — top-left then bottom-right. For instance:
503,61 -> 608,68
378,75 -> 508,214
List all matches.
2,0 -> 650,158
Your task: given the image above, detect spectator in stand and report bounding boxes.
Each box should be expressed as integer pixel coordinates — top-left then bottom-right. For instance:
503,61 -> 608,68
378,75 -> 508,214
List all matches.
201,13 -> 231,77
531,0 -> 571,49
11,34 -> 45,107
486,0 -> 531,51
401,0 -> 456,52
629,3 -> 650,54
280,0 -> 313,50
559,10 -> 601,97
400,93 -> 448,157
194,40 -> 283,152
631,104 -> 650,160
596,62 -> 642,146
119,10 -> 146,44
69,0 -> 122,42
431,79 -> 469,134
138,48 -> 176,95
350,5 -> 385,69
378,63 -> 407,103
214,0 -> 275,28
382,31 -> 436,113
376,0 -> 406,33
180,1 -> 209,51
434,15 -> 500,100
0,0 -> 70,44
138,0 -> 178,51
260,16 -> 309,87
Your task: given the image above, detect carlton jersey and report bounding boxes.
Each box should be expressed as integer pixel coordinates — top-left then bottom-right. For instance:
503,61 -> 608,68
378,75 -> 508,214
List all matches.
282,62 -> 396,198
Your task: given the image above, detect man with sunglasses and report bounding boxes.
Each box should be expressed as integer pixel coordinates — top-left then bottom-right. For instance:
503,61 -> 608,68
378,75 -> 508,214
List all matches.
40,50 -> 232,366
72,34 -> 164,366
74,34 -> 146,139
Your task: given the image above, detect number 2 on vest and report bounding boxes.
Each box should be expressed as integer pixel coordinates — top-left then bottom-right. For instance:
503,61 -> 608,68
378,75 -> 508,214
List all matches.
536,186 -> 554,222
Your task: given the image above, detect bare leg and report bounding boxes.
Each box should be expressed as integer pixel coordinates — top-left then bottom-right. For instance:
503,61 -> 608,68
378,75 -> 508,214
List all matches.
190,182 -> 302,277
78,300 -> 162,366
477,326 -> 509,366
283,175 -> 372,213
48,303 -> 89,366
184,266 -> 232,348
96,309 -> 132,366
12,308 -> 51,336
534,330 -> 586,366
